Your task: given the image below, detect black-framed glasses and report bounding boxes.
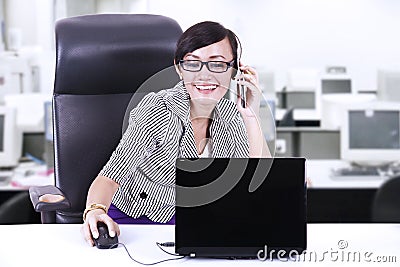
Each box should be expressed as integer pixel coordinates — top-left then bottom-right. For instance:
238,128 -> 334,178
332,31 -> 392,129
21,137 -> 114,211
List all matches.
179,60 -> 235,73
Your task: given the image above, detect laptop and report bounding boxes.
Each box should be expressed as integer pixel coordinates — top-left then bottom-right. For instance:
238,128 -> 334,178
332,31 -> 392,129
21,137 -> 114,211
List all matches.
175,157 -> 307,259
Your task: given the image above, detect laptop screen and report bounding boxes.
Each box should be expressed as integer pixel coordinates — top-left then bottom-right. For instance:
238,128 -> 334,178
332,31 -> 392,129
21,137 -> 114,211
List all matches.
175,158 -> 307,258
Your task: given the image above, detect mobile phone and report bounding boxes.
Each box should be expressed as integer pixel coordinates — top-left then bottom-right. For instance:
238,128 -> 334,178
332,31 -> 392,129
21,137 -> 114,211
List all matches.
236,72 -> 246,108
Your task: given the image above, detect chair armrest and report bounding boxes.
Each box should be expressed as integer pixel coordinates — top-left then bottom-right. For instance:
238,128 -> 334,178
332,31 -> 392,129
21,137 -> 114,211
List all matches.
29,185 -> 70,212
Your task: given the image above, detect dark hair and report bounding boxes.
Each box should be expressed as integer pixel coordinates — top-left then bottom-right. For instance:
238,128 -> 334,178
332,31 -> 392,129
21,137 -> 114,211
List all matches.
174,21 -> 241,69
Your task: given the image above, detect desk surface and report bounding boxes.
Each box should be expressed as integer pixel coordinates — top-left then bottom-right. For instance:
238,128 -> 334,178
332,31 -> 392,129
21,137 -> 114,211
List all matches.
306,160 -> 390,189
0,224 -> 398,267
0,162 -> 53,191
0,160 -> 388,191
275,108 -> 320,121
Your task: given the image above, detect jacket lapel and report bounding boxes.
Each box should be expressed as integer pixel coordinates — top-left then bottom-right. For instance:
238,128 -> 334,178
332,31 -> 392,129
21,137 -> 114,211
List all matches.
164,82 -> 240,158
164,82 -> 198,158
180,122 -> 199,158
210,106 -> 235,157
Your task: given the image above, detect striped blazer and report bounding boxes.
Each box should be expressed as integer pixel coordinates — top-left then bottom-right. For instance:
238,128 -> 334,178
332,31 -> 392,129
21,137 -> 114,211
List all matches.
100,81 -> 249,223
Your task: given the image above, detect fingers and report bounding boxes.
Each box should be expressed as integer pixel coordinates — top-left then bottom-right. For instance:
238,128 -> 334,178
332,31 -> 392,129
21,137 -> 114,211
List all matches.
236,65 -> 260,92
103,216 -> 120,237
239,64 -> 259,83
81,210 -> 120,246
81,223 -> 94,247
235,76 -> 262,118
236,78 -> 261,98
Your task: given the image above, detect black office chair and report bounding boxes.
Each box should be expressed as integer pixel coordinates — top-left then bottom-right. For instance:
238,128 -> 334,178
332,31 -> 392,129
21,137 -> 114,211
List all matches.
0,192 -> 40,224
371,175 -> 400,222
29,14 -> 182,223
278,107 -> 295,127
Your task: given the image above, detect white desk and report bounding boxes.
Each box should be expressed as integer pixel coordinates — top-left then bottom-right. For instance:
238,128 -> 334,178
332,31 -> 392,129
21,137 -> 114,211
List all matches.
275,108 -> 320,122
0,162 -> 53,191
0,224 -> 398,267
0,160 -> 389,192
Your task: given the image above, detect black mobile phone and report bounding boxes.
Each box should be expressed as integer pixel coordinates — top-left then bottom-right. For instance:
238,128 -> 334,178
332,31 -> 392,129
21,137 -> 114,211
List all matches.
236,73 -> 246,108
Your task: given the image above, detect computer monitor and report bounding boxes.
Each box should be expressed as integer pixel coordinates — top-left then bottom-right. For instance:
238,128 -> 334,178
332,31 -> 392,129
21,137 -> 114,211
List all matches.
321,78 -> 352,94
283,69 -> 319,110
377,69 -> 400,102
43,101 -> 54,169
321,93 -> 376,129
44,101 -> 53,141
341,102 -> 400,166
0,64 -> 19,104
286,91 -> 316,109
0,107 -> 23,167
3,93 -> 51,133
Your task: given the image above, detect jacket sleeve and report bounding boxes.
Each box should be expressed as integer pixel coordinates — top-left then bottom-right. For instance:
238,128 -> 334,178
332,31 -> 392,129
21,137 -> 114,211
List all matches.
231,113 -> 250,158
99,93 -> 159,184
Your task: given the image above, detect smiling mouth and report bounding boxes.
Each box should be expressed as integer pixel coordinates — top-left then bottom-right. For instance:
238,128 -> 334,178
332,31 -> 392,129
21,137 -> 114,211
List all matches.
194,84 -> 218,91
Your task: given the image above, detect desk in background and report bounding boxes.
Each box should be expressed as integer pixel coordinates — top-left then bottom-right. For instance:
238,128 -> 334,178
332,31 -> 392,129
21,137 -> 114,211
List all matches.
0,162 -> 53,224
0,162 -> 54,192
274,126 -> 392,222
276,127 -> 340,159
0,160 -> 391,224
306,160 -> 390,223
0,224 -> 398,267
275,108 -> 320,127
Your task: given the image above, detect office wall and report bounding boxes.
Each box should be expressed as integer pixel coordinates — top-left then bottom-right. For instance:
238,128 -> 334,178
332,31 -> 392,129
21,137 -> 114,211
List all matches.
4,0 -> 54,50
3,0 -> 400,92
147,0 -> 400,92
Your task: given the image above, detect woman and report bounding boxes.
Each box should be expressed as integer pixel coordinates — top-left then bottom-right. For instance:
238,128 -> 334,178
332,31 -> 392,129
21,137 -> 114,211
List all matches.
81,21 -> 271,246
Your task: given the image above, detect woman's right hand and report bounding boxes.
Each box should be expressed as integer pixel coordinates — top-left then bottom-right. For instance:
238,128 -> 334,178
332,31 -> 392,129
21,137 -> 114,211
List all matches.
81,209 -> 120,246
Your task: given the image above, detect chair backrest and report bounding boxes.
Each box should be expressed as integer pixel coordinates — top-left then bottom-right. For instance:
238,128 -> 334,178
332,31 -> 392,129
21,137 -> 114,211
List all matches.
53,14 -> 182,223
371,175 -> 400,222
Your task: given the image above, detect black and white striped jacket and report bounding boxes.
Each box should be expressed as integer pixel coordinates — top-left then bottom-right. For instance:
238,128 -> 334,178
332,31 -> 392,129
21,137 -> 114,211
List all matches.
100,81 -> 249,223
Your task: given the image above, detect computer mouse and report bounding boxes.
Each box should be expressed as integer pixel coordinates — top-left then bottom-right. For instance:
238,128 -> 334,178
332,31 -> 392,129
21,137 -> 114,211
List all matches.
93,221 -> 119,249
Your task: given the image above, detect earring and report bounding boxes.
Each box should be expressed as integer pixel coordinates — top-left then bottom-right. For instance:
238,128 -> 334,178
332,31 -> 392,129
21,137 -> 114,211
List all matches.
179,73 -> 183,80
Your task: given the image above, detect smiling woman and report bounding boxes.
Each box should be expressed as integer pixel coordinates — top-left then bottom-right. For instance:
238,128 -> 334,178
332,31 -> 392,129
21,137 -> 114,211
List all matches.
81,20 -> 271,247
173,21 -> 270,157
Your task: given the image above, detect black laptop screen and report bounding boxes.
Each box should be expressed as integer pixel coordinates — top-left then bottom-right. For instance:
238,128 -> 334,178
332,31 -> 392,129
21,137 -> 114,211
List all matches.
175,158 -> 307,257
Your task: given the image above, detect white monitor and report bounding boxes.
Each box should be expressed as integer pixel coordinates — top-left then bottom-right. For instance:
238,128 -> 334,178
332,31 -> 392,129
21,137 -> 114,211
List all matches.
0,64 -> 18,104
285,69 -> 320,111
321,93 -> 376,129
44,101 -> 53,141
4,93 -> 51,133
341,101 -> 400,166
286,69 -> 319,92
0,107 -> 23,167
377,69 -> 400,102
0,53 -> 33,94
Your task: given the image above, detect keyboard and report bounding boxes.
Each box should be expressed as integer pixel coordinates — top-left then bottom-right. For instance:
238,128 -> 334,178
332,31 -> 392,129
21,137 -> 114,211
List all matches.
330,166 -> 387,181
333,167 -> 380,176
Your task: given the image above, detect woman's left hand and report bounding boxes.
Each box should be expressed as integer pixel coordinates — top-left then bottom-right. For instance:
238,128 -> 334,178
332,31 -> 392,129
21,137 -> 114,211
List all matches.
235,64 -> 262,119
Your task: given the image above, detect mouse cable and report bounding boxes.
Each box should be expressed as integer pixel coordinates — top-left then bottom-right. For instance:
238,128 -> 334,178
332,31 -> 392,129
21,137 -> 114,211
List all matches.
156,242 -> 180,256
110,242 -> 186,266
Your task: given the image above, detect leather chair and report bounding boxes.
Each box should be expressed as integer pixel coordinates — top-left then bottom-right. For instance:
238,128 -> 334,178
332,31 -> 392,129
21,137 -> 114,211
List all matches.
29,14 -> 182,223
371,175 -> 400,222
0,192 -> 40,224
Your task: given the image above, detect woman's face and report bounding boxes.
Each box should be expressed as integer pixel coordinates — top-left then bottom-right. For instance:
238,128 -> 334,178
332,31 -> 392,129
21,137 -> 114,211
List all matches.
178,37 -> 234,102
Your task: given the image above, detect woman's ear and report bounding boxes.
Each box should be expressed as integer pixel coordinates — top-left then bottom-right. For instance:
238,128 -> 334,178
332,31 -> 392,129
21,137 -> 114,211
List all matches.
231,68 -> 238,79
174,60 -> 183,80
231,59 -> 240,80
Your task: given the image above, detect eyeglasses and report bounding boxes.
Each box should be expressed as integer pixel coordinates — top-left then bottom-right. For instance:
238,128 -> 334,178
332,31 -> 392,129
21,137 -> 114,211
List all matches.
179,60 -> 235,73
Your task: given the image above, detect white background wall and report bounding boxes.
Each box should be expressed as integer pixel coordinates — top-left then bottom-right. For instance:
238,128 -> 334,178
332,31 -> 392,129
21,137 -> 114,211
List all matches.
147,0 -> 400,92
3,0 -> 400,93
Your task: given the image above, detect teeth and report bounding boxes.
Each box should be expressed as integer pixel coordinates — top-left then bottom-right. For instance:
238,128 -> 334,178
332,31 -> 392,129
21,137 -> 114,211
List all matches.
195,85 -> 217,90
